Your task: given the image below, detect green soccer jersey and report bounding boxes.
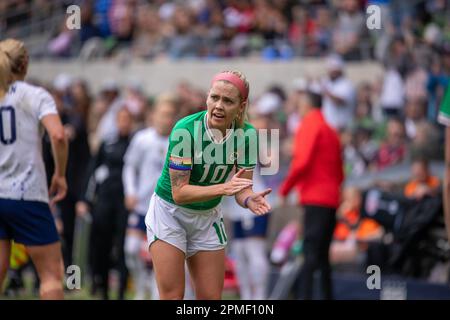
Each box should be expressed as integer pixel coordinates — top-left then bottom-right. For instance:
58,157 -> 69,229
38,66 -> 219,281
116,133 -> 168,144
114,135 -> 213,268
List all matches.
438,84 -> 450,127
155,110 -> 258,210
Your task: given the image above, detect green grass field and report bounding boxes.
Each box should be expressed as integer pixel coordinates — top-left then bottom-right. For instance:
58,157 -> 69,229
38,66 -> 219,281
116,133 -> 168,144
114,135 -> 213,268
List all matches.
2,269 -> 240,300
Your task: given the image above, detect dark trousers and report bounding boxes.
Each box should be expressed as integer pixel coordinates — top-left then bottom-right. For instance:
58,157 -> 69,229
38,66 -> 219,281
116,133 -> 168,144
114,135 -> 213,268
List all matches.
297,205 -> 336,300
90,193 -> 128,299
59,194 -> 77,268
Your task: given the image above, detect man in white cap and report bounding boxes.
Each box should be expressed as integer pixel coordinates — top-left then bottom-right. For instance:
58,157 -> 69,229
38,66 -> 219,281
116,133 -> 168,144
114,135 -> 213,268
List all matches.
96,80 -> 124,142
321,54 -> 355,131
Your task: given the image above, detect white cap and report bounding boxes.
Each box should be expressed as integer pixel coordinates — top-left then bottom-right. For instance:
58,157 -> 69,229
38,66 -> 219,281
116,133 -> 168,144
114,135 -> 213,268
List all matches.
255,92 -> 281,115
125,78 -> 143,92
53,73 -> 73,91
308,80 -> 322,95
292,77 -> 308,92
326,54 -> 344,71
100,79 -> 119,92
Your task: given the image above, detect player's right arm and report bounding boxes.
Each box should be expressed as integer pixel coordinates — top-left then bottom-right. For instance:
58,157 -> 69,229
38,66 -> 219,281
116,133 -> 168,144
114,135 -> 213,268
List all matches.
170,168 -> 252,205
41,114 -> 68,204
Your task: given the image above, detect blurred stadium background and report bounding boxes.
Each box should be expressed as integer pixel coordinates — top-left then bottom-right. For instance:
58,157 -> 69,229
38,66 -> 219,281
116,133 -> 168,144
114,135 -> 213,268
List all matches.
1,0 -> 450,300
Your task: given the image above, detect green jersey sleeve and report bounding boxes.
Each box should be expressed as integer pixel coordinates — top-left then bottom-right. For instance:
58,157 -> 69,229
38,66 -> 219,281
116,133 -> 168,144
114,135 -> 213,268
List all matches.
167,120 -> 194,171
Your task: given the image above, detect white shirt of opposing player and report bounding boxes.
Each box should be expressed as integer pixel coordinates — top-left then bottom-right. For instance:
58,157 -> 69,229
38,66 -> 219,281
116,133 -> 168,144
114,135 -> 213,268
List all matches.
0,81 -> 58,203
123,127 -> 169,214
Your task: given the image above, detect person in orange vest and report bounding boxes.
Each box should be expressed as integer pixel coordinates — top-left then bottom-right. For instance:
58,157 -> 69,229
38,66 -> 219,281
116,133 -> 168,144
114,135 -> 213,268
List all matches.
403,158 -> 440,200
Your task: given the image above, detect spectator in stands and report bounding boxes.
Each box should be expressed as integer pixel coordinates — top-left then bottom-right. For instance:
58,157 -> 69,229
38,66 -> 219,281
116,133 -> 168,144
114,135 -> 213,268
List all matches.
321,54 -> 355,131
279,87 -> 344,300
168,6 -> 199,59
95,80 -> 123,142
379,64 -> 405,118
132,5 -> 164,59
375,117 -> 406,170
332,0 -> 365,60
330,186 -> 383,266
404,158 -> 440,200
48,21 -> 77,57
342,124 -> 378,178
409,120 -> 441,162
427,50 -> 450,121
404,98 -> 427,140
109,0 -> 136,48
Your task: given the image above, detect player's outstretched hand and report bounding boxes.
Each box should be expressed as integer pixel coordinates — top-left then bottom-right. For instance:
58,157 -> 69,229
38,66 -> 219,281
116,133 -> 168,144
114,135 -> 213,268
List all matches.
247,188 -> 272,216
223,168 -> 253,196
49,174 -> 67,205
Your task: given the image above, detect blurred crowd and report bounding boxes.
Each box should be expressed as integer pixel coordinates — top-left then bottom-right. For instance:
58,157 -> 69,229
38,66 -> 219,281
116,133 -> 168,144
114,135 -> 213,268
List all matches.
2,0 -> 450,300
1,0 -> 449,61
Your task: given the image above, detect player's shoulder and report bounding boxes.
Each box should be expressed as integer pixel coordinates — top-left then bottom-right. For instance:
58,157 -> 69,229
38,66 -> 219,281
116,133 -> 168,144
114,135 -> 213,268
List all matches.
13,81 -> 52,101
174,110 -> 206,130
14,81 -> 46,94
241,121 -> 256,132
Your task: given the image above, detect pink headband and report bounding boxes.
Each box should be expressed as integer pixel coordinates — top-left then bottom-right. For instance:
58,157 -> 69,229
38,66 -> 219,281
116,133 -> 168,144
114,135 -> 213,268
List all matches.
211,72 -> 248,101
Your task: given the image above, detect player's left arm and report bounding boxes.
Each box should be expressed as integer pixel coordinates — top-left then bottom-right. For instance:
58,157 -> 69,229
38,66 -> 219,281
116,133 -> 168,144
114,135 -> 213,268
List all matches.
41,114 -> 68,204
235,169 -> 272,216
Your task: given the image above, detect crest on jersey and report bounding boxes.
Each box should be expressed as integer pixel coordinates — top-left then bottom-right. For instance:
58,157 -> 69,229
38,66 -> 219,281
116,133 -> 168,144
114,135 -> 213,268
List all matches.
229,151 -> 239,162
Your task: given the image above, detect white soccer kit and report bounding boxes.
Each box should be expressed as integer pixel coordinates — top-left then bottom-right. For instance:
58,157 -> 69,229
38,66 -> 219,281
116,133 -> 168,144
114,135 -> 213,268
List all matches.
122,128 -> 169,214
0,81 -> 58,203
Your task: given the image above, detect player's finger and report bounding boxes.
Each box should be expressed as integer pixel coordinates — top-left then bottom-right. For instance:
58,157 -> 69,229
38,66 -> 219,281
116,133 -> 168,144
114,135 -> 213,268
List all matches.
234,181 -> 253,188
234,184 -> 251,193
255,208 -> 265,215
48,182 -> 56,197
259,203 -> 270,213
233,177 -> 253,184
234,168 -> 246,178
52,188 -> 67,204
257,188 -> 272,198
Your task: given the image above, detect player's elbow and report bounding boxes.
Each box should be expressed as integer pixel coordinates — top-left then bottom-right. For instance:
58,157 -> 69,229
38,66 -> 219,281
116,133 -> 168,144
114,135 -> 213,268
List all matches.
171,189 -> 187,205
50,127 -> 66,145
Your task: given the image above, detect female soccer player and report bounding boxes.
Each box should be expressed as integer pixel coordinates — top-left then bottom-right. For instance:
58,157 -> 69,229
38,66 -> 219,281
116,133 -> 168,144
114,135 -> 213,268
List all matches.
0,39 -> 68,299
146,70 -> 272,300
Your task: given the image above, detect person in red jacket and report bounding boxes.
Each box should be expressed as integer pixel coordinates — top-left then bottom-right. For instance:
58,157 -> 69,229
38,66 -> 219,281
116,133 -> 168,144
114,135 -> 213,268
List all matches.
279,88 -> 344,300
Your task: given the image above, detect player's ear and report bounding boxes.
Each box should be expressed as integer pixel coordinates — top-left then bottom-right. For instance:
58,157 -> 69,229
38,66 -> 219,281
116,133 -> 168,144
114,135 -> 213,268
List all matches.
239,98 -> 247,113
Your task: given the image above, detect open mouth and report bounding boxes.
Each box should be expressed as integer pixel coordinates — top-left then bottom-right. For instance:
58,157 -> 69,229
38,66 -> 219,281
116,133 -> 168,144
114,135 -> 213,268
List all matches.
212,112 -> 225,120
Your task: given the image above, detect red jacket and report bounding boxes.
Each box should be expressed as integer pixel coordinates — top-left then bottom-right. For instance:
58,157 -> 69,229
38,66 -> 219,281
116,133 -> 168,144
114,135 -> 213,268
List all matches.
279,109 -> 344,208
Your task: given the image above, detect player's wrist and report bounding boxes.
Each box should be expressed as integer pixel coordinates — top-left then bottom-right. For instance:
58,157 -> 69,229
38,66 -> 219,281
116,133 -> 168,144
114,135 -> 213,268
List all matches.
52,172 -> 64,179
243,195 -> 251,208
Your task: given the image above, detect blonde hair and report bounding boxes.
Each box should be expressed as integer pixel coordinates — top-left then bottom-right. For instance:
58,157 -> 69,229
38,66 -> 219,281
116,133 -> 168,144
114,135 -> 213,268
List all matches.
0,38 -> 28,77
0,50 -> 12,99
217,70 -> 250,128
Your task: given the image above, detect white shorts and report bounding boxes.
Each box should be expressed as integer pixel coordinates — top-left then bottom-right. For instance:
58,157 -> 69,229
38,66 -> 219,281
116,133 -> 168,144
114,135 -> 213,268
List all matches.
145,193 -> 228,258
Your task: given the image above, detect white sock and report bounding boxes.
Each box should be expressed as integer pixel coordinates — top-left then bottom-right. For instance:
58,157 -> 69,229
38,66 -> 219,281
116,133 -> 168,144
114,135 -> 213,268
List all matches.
246,238 -> 269,300
125,234 -> 147,299
232,239 -> 252,300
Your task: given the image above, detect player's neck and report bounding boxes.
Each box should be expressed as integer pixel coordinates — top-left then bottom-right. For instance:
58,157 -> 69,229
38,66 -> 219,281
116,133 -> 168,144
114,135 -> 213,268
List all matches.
11,74 -> 25,82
